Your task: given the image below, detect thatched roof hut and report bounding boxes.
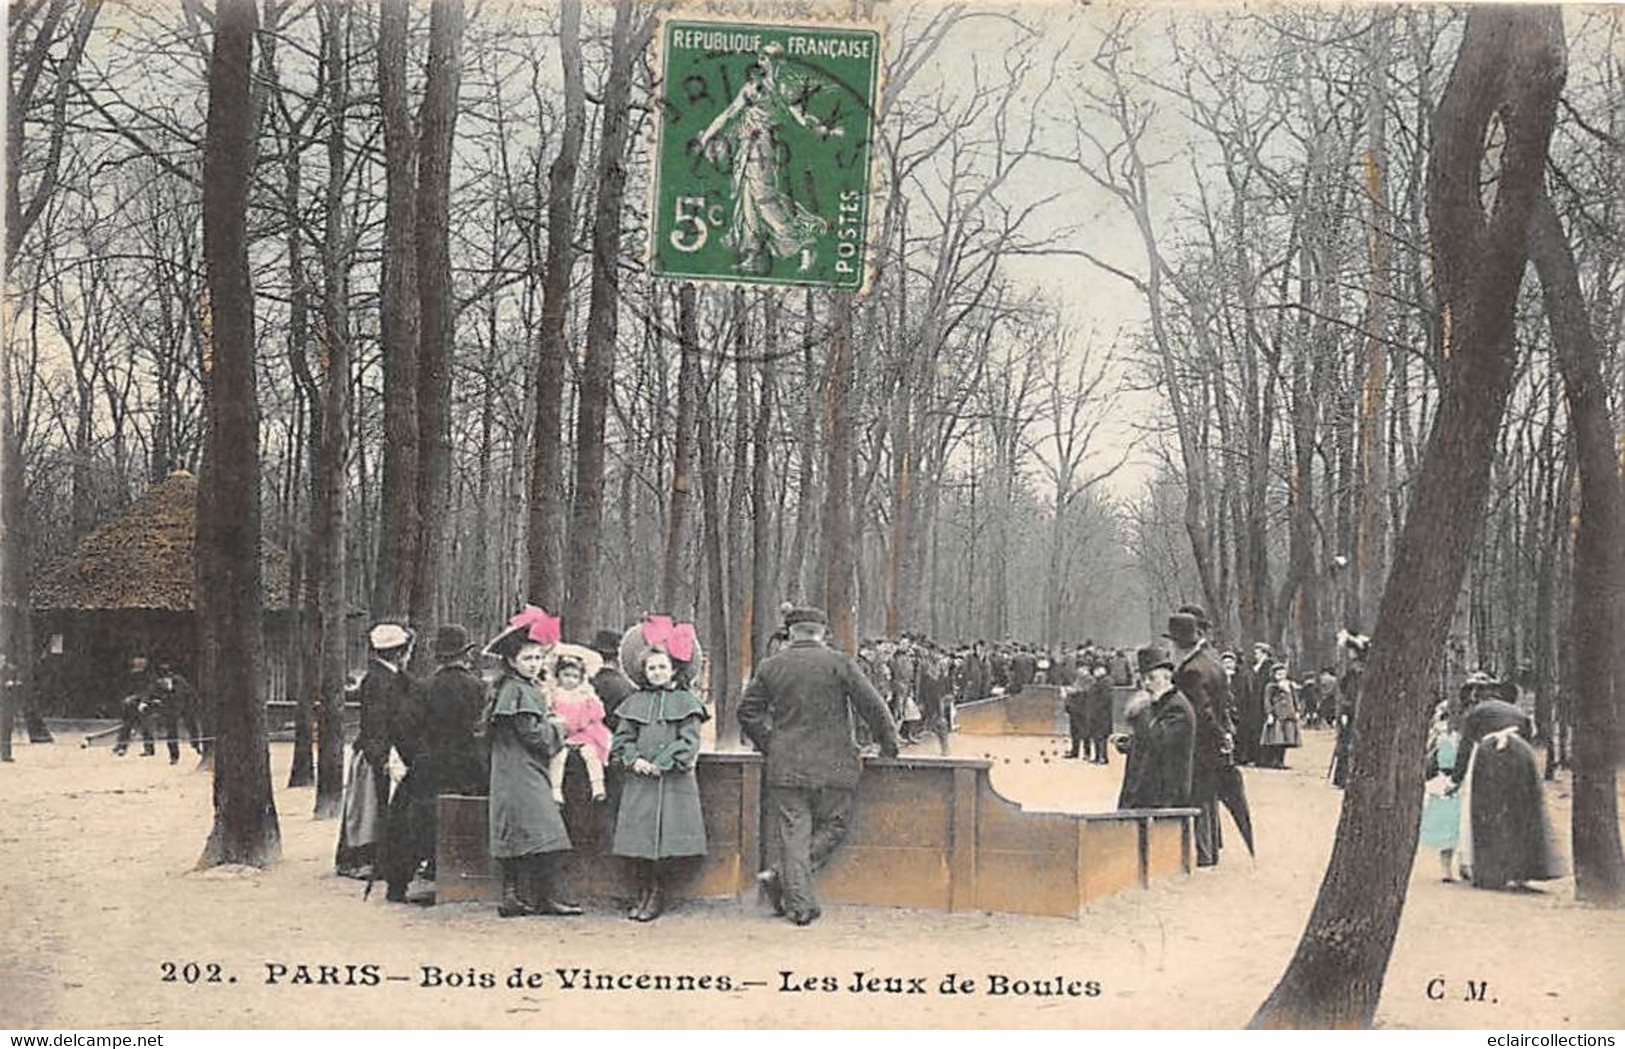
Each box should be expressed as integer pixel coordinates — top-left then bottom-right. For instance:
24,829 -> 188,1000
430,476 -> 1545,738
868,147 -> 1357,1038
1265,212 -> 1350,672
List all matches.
29,471 -> 298,717
31,471 -> 291,612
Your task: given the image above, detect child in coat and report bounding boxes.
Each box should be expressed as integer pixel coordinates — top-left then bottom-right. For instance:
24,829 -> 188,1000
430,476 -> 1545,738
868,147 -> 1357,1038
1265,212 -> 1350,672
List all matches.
546,648 -> 612,804
610,617 -> 709,922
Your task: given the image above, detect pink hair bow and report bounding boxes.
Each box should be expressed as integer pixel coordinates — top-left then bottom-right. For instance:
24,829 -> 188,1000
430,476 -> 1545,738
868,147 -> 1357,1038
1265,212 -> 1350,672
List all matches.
509,605 -> 561,646
641,614 -> 697,663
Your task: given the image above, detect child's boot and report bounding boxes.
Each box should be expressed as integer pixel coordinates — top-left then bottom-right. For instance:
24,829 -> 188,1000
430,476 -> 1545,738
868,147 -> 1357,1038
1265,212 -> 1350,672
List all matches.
636,864 -> 666,922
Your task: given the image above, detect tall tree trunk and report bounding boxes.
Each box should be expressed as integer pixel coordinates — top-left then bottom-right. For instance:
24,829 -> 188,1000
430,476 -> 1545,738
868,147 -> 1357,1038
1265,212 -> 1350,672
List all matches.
699,388 -> 730,735
564,0 -> 637,638
1528,191 -> 1625,905
197,0 -> 281,868
1251,7 -> 1563,1027
823,294 -> 857,653
282,107 -> 316,790
1353,12 -> 1394,629
751,295 -> 777,672
661,286 -> 699,612
312,0 -> 352,820
372,0 -> 421,621
785,291 -> 818,602
524,0 -> 582,609
411,0 -> 465,634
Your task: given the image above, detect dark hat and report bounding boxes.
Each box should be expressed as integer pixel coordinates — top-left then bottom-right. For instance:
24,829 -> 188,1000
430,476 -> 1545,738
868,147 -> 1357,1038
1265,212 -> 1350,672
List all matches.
1163,613 -> 1201,648
1176,604 -> 1210,630
431,624 -> 475,660
1136,644 -> 1175,676
785,606 -> 828,627
590,629 -> 623,658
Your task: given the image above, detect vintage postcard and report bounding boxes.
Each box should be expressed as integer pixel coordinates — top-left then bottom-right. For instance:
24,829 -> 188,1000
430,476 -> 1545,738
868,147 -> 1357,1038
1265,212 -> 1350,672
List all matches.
2,0 -> 1622,1034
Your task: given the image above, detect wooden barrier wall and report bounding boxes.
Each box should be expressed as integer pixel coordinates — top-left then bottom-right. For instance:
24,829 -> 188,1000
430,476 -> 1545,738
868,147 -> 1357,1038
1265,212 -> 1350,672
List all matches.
956,685 -> 1137,737
436,752 -> 1196,919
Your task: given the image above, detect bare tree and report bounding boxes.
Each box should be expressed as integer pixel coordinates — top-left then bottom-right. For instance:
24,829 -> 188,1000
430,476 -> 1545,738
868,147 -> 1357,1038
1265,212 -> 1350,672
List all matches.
1251,7 -> 1564,1027
197,0 -> 281,868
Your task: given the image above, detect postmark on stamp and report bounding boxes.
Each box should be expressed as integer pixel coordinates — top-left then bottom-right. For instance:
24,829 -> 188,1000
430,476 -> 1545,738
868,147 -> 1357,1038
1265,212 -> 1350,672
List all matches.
649,15 -> 881,293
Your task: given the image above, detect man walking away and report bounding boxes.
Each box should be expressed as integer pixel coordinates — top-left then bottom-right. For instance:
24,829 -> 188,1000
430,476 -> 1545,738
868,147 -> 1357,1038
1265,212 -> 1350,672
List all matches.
738,607 -> 900,926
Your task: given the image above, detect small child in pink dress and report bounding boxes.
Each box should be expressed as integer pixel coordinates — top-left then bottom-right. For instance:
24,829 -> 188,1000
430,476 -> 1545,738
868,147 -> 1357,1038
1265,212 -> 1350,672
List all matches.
547,651 -> 612,803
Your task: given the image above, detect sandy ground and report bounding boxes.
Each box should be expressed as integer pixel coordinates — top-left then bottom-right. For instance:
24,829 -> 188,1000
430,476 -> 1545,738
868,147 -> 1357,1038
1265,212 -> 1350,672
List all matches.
2,726 -> 1622,1030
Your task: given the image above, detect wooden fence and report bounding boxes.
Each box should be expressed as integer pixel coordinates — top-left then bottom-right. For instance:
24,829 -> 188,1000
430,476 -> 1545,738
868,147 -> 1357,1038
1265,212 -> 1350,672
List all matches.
436,751 -> 1196,919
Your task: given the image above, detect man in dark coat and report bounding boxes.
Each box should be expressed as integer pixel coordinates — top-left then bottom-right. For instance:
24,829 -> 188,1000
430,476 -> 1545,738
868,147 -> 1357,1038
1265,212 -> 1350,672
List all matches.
112,653 -> 157,756
1063,675 -> 1090,759
738,607 -> 900,926
1117,645 -> 1195,809
961,642 -> 990,701
1167,610 -> 1234,867
1228,648 -> 1262,767
588,629 -> 637,730
1009,646 -> 1038,692
1084,664 -> 1115,765
148,659 -> 202,764
1331,632 -> 1368,788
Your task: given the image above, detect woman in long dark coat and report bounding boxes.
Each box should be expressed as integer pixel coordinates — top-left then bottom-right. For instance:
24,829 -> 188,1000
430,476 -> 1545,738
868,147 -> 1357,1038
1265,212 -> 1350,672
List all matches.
484,610 -> 581,918
336,623 -> 415,879
1450,689 -> 1564,890
611,619 -> 709,921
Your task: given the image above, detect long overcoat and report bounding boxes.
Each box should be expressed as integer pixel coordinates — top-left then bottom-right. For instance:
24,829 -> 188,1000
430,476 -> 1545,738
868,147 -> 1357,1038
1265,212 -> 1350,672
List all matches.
1451,699 -> 1563,888
610,688 -> 709,859
1175,644 -> 1234,796
1085,676 -> 1115,738
487,672 -> 571,859
418,661 -> 488,796
1117,687 -> 1196,809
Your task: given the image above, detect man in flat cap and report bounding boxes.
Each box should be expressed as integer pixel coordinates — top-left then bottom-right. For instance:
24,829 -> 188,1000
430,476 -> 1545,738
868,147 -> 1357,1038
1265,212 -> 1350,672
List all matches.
738,606 -> 901,926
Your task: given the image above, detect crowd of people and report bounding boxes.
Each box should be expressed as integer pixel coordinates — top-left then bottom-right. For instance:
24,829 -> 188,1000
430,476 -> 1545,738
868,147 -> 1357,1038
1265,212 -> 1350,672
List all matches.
322,594 -> 1561,924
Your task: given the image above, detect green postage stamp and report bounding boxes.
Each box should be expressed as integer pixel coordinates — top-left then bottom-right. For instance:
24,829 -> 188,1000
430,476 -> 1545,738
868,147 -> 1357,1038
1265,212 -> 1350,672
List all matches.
649,16 -> 881,293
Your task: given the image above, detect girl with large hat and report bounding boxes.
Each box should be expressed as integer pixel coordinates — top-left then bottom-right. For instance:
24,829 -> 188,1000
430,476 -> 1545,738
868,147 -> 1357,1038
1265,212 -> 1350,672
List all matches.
608,614 -> 710,921
483,607 -> 581,917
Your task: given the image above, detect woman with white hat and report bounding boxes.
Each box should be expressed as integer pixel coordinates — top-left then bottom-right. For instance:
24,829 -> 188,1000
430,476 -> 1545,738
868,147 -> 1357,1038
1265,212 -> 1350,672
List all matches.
335,621 -> 416,880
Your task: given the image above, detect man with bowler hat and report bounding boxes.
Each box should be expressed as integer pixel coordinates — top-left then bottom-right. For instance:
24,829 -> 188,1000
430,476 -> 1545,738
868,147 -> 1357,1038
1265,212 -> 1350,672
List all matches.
588,629 -> 637,728
738,606 -> 900,926
1166,607 -> 1234,867
1116,644 -> 1195,810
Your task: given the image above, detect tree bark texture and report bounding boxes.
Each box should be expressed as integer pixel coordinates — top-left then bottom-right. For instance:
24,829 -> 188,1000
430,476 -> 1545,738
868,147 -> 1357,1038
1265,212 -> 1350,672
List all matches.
1251,7 -> 1564,1027
564,0 -> 637,638
312,0 -> 352,820
372,0 -> 421,621
823,294 -> 857,654
525,0 -> 583,610
410,0 -> 465,632
1528,191 -> 1625,905
197,0 -> 281,868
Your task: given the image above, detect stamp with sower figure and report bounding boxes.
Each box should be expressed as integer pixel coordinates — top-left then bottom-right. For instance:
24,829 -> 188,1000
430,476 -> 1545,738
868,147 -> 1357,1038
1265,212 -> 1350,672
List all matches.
650,16 -> 880,293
